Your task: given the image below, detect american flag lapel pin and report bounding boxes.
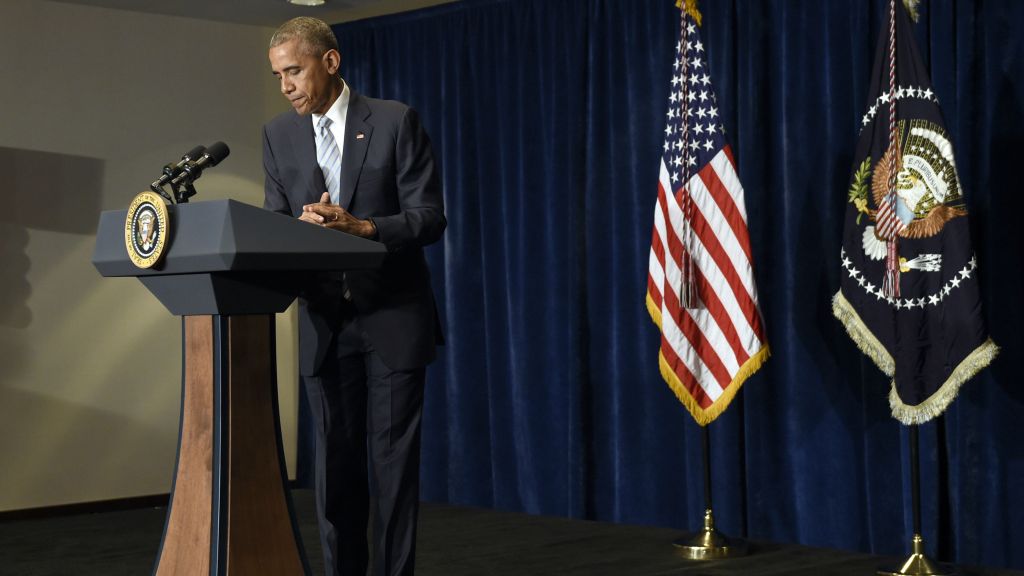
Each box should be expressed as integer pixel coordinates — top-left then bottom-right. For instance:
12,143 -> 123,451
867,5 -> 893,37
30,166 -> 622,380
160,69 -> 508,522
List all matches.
356,132 -> 365,140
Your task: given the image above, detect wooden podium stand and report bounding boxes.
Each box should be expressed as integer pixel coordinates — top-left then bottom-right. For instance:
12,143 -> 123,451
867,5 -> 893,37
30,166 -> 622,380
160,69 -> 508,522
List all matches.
93,200 -> 386,575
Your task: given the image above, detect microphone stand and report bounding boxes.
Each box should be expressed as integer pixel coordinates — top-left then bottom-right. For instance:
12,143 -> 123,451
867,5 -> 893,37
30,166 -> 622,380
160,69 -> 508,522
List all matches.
149,178 -> 196,205
170,179 -> 198,204
149,183 -> 175,204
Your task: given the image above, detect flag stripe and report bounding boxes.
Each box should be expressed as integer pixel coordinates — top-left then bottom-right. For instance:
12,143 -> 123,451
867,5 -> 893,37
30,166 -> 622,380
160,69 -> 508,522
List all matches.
655,158 -> 763,391
659,176 -> 751,370
659,334 -> 713,409
648,192 -> 668,297
689,162 -> 758,305
661,282 -> 730,396
682,168 -> 766,353
658,180 -> 743,386
704,149 -> 753,263
689,258 -> 751,369
648,184 -> 669,314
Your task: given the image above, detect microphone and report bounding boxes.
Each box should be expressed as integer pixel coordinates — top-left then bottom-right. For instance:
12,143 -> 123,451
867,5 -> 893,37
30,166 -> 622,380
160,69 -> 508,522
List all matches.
170,141 -> 231,187
150,145 -> 207,192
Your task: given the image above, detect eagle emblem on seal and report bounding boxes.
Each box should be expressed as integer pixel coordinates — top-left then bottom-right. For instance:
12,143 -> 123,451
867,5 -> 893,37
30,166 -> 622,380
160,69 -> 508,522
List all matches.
124,190 -> 170,269
849,119 -> 967,267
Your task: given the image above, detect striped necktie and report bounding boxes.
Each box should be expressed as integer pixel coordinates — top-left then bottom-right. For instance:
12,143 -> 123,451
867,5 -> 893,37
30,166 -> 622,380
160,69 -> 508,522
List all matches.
316,116 -> 341,205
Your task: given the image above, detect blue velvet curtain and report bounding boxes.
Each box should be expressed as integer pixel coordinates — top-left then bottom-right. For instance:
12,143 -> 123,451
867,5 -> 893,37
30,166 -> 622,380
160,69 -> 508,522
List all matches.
316,0 -> 1024,568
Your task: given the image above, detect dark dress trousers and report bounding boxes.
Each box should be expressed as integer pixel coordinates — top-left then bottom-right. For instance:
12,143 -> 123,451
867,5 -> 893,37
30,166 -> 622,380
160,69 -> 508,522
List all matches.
262,88 -> 445,576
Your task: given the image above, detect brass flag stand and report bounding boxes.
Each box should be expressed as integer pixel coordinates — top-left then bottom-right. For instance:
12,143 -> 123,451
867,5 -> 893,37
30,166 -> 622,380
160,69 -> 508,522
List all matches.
877,425 -> 956,576
673,426 -> 747,559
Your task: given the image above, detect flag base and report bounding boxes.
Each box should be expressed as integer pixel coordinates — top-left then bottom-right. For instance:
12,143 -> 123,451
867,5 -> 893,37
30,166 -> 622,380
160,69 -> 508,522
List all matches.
876,534 -> 957,576
672,508 -> 748,560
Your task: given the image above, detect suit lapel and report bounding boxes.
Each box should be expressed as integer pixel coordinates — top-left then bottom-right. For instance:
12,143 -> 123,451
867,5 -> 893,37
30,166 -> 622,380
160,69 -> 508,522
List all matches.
339,91 -> 373,211
288,113 -> 325,207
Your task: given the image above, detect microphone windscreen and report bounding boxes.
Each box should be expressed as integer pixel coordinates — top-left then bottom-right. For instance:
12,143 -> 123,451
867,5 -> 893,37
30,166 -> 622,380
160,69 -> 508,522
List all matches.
204,141 -> 230,166
184,144 -> 207,161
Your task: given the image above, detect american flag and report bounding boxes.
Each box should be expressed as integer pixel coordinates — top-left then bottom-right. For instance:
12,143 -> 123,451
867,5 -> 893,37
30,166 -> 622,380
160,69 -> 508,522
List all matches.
646,5 -> 769,426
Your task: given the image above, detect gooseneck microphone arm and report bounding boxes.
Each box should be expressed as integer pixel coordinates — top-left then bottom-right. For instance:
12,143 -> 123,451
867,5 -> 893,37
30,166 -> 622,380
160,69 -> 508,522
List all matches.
150,145 -> 207,203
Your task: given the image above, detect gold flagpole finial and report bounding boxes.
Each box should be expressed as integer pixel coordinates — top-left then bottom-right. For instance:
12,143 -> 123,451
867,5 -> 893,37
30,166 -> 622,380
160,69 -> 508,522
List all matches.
902,0 -> 921,22
676,0 -> 703,27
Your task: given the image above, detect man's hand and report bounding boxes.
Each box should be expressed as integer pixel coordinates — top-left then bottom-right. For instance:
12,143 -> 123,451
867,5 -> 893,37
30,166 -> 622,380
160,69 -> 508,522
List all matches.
301,192 -> 377,238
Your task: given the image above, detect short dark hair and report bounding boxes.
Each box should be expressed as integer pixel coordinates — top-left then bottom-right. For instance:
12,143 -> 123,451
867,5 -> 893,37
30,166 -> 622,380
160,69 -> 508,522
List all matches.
269,17 -> 339,57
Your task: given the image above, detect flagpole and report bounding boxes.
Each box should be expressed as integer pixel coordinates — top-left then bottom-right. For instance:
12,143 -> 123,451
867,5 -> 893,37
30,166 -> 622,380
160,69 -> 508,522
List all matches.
702,424 -> 712,514
655,0 -> 766,559
672,424 -> 748,559
877,425 -> 956,576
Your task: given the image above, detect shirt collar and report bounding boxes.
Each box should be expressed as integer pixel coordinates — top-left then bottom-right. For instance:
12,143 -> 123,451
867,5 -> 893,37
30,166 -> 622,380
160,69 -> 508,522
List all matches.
312,79 -> 350,128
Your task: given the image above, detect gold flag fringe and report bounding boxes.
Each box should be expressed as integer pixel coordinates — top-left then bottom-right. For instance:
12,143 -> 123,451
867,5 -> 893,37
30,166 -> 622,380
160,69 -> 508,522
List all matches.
675,0 -> 703,27
832,290 -> 895,376
833,290 -> 999,425
889,338 -> 999,424
646,291 -> 662,329
647,292 -> 770,426
902,0 -> 921,23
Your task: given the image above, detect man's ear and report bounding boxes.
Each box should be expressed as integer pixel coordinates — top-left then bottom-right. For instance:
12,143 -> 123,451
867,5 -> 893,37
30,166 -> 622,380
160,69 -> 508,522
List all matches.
324,49 -> 341,75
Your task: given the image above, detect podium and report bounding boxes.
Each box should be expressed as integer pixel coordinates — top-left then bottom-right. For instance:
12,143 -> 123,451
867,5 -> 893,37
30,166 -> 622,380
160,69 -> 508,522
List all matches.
92,199 -> 386,575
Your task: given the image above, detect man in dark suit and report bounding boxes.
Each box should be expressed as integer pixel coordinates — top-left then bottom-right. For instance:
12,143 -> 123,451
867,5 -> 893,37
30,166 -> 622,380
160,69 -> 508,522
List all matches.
263,17 -> 445,576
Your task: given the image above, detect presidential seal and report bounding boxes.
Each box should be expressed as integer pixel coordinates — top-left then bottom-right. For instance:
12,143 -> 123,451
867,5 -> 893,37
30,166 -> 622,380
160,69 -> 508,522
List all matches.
124,191 -> 170,268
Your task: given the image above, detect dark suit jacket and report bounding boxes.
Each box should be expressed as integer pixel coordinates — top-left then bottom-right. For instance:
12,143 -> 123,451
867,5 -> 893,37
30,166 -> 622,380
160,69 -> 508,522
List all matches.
262,88 -> 446,374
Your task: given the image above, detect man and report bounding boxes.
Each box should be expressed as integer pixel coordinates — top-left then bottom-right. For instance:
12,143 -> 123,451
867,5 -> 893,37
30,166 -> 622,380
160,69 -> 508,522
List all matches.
263,17 -> 445,576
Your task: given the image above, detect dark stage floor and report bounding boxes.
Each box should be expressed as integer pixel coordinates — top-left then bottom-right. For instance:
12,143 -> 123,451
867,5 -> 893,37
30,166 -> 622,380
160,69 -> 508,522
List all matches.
0,490 -> 1020,575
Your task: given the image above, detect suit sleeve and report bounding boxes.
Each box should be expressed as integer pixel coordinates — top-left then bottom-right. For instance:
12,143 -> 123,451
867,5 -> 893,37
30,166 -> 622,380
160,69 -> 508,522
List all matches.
262,124 -> 292,216
371,107 -> 446,251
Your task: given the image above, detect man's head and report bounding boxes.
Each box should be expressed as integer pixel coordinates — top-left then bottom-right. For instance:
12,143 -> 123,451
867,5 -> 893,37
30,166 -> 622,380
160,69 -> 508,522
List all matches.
269,17 -> 342,116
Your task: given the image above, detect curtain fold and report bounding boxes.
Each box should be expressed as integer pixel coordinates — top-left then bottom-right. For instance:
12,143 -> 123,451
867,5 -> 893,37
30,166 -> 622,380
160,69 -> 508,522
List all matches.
324,0 -> 1024,568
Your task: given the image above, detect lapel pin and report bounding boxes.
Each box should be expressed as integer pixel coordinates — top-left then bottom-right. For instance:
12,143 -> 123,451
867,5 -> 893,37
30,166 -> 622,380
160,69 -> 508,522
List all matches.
356,132 -> 365,140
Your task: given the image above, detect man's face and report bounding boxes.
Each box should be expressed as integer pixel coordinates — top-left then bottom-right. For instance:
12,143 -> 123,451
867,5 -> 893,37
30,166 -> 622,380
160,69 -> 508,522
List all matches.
269,39 -> 340,116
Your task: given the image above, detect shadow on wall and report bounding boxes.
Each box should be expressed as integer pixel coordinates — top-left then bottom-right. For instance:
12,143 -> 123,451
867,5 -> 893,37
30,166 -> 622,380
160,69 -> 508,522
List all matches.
0,146 -> 103,235
0,146 -> 104,377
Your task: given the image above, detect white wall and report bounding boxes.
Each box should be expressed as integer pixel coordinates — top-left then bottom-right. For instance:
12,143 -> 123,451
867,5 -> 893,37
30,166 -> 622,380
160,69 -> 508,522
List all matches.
0,0 -> 300,511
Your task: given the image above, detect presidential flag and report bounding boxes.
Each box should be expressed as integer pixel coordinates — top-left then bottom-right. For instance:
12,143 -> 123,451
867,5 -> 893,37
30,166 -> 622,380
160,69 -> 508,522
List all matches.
833,0 -> 997,424
647,1 -> 769,426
